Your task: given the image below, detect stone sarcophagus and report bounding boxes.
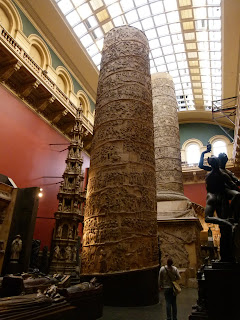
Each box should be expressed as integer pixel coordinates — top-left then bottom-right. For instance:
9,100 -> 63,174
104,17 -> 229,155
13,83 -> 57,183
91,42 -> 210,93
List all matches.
81,26 -> 159,306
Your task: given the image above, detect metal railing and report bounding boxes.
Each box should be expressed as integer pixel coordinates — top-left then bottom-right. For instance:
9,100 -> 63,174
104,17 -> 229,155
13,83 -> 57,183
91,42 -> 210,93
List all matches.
181,157 -> 234,169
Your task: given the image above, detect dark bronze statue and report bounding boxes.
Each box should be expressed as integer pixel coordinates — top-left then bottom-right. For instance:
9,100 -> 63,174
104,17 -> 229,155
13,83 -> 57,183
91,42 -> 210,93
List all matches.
218,152 -> 240,186
199,144 -> 240,262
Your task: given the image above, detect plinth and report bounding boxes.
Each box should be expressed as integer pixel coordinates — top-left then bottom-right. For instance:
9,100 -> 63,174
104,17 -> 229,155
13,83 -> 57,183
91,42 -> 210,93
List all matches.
189,262 -> 240,320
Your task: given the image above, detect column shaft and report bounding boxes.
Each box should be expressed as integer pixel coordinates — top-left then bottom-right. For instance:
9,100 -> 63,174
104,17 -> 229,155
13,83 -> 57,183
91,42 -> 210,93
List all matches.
81,26 -> 159,306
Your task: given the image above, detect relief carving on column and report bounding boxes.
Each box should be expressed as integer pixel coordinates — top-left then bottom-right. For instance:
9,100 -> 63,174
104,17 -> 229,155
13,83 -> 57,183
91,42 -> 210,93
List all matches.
152,73 -> 184,196
81,26 -> 158,275
159,225 -> 197,268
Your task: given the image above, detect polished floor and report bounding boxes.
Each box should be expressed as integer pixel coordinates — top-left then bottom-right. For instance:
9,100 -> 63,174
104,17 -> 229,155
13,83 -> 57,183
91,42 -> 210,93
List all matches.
100,288 -> 197,320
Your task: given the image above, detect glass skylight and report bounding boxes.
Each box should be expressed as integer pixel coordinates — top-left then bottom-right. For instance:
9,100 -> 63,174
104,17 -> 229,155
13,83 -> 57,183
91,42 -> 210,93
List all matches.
55,0 -> 222,111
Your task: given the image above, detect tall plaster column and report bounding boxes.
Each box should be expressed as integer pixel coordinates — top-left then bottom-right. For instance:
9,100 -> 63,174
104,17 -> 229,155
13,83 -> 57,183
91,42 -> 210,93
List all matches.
81,26 -> 159,306
152,73 -> 185,201
152,73 -> 202,285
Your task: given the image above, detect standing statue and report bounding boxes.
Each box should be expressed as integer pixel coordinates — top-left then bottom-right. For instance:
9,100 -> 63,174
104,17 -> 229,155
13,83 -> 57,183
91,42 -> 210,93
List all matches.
199,145 -> 240,221
29,239 -> 41,269
10,235 -> 22,262
72,246 -> 77,262
56,224 -> 63,238
199,145 -> 240,262
68,226 -> 74,239
65,245 -> 72,262
58,202 -> 63,212
218,152 -> 240,222
218,152 -> 240,186
74,201 -> 79,213
53,245 -> 60,260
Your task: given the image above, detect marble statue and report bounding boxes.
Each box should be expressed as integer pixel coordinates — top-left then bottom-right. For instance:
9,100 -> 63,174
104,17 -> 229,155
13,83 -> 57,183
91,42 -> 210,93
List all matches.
10,235 -> 22,261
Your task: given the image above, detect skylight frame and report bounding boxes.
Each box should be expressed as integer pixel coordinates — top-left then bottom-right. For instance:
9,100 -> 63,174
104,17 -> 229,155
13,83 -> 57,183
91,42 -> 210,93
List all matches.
55,0 -> 222,111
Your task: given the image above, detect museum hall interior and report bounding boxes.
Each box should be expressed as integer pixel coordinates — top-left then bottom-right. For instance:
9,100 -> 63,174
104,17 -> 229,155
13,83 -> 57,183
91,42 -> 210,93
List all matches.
0,0 -> 240,319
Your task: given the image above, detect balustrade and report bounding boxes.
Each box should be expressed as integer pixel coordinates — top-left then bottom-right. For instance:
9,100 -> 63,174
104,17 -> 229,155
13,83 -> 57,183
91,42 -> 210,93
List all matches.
0,25 -> 94,136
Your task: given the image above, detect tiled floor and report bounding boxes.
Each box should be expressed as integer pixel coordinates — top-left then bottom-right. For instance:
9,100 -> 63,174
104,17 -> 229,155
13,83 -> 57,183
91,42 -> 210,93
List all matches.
100,288 -> 197,320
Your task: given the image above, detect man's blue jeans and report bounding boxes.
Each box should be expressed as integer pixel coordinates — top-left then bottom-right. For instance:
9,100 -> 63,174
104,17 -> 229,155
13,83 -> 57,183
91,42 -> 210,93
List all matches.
164,288 -> 177,320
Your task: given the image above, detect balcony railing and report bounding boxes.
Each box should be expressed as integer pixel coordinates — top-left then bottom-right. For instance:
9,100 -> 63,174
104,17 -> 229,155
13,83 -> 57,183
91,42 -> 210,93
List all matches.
181,158 -> 234,170
0,25 -> 93,135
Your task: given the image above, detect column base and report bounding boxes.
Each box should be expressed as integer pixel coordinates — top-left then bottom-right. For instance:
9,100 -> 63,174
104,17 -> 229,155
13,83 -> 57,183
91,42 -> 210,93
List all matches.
158,218 -> 202,287
80,265 -> 159,306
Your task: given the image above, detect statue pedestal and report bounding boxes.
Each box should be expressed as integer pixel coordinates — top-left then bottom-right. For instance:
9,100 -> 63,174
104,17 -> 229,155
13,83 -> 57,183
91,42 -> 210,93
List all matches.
205,262 -> 240,320
189,262 -> 240,320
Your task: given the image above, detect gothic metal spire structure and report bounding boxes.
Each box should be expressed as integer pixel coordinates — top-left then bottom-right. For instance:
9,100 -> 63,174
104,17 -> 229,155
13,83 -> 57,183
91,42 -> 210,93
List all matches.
50,107 -> 86,274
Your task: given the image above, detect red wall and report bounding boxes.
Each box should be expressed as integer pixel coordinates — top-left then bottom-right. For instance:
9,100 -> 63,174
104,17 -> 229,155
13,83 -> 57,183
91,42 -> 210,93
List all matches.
1,84 -> 208,250
0,85 -> 90,249
184,183 -> 207,207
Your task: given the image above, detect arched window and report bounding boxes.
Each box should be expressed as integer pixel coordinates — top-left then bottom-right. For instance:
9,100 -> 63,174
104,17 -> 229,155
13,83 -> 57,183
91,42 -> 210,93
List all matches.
57,74 -> 67,94
77,90 -> 91,117
186,143 -> 201,164
181,139 -> 203,165
56,66 -> 73,97
28,35 -> 52,70
29,45 -> 43,67
0,0 -> 23,37
0,7 -> 10,32
212,140 -> 227,157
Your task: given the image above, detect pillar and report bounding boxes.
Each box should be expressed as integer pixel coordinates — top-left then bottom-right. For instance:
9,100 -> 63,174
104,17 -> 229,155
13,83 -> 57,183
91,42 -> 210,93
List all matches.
152,72 -> 202,286
81,26 -> 159,306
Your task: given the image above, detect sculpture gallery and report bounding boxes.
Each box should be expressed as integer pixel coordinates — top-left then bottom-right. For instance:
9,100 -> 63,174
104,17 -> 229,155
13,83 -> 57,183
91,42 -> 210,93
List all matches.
0,0 -> 240,319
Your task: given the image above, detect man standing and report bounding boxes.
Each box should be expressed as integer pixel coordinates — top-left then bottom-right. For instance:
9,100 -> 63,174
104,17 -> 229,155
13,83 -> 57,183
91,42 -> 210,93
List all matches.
159,258 -> 181,320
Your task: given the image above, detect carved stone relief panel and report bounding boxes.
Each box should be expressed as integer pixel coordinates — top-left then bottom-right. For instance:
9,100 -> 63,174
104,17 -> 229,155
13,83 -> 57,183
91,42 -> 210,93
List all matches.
158,223 -> 200,269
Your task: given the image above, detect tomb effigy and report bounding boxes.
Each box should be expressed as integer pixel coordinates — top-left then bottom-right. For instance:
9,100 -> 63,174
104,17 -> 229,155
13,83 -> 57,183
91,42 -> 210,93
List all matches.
81,26 -> 159,306
152,72 -> 202,286
0,275 -> 103,320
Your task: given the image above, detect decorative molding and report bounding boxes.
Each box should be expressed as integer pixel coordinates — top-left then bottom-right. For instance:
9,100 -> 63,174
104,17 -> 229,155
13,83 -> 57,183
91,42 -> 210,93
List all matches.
0,25 -> 93,151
